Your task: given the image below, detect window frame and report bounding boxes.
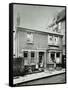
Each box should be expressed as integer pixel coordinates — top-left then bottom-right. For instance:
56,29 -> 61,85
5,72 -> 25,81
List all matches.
31,51 -> 35,63
23,51 -> 28,58
58,22 -> 62,30
26,32 -> 33,44
48,34 -> 53,45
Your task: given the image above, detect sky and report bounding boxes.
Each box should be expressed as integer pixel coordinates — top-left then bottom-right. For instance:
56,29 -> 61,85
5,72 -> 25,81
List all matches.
13,4 -> 65,32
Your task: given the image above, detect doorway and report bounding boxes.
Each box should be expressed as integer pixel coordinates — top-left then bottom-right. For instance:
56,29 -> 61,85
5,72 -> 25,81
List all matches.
50,52 -> 55,63
39,52 -> 44,69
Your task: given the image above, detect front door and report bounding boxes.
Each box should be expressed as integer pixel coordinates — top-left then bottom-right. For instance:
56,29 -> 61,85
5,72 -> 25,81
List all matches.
50,52 -> 55,63
39,52 -> 44,69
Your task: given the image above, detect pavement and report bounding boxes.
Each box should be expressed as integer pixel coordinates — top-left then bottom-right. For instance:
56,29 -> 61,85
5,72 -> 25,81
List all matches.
13,69 -> 65,84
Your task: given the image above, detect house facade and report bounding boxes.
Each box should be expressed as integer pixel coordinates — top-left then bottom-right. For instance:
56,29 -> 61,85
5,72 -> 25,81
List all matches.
48,9 -> 66,68
56,9 -> 66,56
14,26 -> 63,71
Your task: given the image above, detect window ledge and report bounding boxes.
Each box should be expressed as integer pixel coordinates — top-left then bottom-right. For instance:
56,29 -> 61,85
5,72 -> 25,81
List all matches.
48,44 -> 59,47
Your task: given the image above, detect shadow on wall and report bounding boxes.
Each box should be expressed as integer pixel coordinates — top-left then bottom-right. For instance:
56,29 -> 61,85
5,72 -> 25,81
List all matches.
13,57 -> 26,77
13,57 -> 35,77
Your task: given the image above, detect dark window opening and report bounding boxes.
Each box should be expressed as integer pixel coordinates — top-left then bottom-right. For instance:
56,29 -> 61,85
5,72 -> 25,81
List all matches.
56,52 -> 60,57
39,52 -> 44,63
39,52 -> 44,56
24,51 -> 28,57
31,52 -> 34,57
31,52 -> 35,63
51,52 -> 55,62
50,38 -> 52,41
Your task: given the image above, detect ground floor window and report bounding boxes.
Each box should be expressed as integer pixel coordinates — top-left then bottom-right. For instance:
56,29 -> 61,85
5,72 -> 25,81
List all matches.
47,51 -> 62,70
50,52 -> 55,63
56,52 -> 60,57
24,51 -> 28,57
23,51 -> 45,72
31,51 -> 35,63
23,51 -> 28,65
56,52 -> 61,64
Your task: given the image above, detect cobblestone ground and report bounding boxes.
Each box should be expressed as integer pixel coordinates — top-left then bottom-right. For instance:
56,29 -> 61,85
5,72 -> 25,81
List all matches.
18,73 -> 66,86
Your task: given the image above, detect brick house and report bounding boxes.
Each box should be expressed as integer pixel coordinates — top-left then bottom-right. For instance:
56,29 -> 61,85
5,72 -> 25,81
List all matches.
14,25 -> 63,71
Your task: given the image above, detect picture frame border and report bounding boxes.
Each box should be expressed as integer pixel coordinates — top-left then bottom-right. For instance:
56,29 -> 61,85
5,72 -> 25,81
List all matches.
9,3 -> 67,87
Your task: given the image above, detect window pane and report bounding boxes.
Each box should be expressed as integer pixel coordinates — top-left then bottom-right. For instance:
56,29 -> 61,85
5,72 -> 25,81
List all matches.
56,52 -> 60,57
50,52 -> 55,62
31,52 -> 35,63
27,32 -> 33,43
24,51 -> 28,57
51,52 -> 55,59
54,36 -> 59,45
31,52 -> 34,57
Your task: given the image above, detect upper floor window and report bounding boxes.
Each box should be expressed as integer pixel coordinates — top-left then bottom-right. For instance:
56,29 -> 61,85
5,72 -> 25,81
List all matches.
48,35 -> 53,44
27,32 -> 33,43
48,35 -> 59,46
54,36 -> 59,45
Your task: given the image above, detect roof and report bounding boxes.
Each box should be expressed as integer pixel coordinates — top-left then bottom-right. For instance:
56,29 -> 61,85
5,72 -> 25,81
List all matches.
16,26 -> 63,36
56,9 -> 65,23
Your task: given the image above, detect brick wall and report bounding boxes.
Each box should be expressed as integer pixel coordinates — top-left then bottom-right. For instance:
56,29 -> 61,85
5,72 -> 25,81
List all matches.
17,29 -> 48,55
